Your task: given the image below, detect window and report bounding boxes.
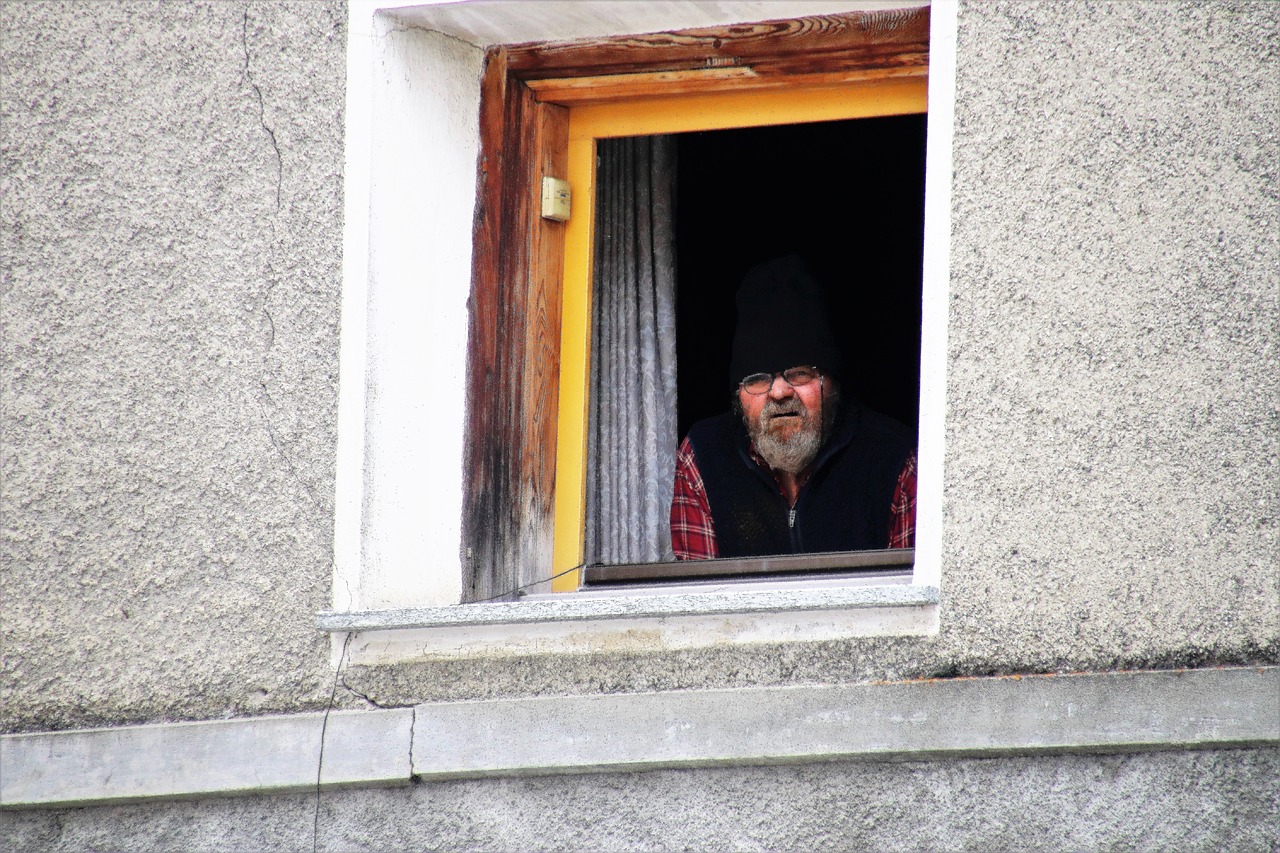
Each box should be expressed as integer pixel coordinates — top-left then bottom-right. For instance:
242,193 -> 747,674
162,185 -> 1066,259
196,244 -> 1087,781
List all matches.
462,7 -> 932,598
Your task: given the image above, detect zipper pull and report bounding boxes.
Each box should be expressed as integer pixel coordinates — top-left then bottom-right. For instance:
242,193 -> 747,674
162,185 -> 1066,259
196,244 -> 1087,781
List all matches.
788,508 -> 796,529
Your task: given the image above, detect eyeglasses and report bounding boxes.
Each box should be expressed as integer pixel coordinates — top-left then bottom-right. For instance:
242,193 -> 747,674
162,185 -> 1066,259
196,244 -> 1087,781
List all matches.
739,365 -> 821,395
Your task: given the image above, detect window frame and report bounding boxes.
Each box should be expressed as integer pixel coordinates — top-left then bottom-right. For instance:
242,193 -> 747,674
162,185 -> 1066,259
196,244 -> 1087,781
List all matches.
462,8 -> 934,600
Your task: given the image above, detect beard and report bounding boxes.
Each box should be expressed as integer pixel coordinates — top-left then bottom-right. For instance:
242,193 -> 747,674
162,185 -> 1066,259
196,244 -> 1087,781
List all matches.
741,384 -> 839,475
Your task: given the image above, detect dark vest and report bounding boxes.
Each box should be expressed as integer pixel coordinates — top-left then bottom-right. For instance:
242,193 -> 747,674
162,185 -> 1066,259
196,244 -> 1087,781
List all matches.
687,401 -> 913,557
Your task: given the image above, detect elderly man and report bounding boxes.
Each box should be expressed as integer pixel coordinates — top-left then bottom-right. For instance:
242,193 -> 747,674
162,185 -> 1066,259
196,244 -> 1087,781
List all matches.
670,256 -> 917,559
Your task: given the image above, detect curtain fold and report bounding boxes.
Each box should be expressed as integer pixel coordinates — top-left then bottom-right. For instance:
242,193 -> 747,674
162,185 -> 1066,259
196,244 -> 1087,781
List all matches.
584,136 -> 679,565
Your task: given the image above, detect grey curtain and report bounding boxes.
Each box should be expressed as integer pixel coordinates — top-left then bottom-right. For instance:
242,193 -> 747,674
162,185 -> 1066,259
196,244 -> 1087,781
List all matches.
584,135 -> 678,565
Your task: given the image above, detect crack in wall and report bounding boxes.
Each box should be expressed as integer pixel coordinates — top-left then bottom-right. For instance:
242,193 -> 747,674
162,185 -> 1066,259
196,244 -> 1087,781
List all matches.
242,7 -> 280,356
241,8 -> 282,216
313,632 -> 352,853
408,707 -> 417,780
340,669 -> 389,709
262,301 -> 277,352
240,6 -> 324,513
379,19 -> 477,53
258,386 -> 324,509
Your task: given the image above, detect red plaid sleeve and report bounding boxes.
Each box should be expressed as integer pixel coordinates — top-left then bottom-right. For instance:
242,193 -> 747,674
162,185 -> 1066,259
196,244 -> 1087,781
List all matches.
887,450 -> 918,549
670,436 -> 718,560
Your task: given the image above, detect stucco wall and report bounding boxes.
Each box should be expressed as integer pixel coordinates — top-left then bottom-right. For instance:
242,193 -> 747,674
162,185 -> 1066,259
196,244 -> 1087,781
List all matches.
338,0 -> 1279,707
941,0 -> 1278,675
1,1 -> 346,732
2,0 -> 1277,734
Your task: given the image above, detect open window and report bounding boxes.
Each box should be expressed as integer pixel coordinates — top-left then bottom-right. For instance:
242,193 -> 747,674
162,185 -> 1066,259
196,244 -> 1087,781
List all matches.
463,7 -> 931,600
582,114 -> 927,585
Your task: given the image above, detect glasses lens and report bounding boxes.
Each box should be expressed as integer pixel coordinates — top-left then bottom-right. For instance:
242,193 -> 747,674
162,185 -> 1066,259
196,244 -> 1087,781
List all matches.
740,373 -> 772,394
783,366 -> 818,387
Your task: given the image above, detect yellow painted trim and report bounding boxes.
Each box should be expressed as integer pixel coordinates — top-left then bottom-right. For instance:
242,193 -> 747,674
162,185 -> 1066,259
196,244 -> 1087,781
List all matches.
550,77 -> 927,591
550,136 -> 596,591
569,77 -> 927,140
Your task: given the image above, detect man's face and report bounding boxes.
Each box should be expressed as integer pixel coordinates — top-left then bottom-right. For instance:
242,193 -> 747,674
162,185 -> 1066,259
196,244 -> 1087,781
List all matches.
738,372 -> 828,475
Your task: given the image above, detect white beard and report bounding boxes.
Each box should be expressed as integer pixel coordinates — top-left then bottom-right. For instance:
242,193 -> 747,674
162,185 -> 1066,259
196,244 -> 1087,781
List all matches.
747,397 -> 824,475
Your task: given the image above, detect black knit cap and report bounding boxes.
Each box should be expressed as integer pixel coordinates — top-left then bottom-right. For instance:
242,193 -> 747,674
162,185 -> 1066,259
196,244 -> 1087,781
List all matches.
729,255 -> 843,390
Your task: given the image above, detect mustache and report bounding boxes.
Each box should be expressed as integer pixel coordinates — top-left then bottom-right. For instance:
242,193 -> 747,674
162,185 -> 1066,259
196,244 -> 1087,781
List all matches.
761,398 -> 808,420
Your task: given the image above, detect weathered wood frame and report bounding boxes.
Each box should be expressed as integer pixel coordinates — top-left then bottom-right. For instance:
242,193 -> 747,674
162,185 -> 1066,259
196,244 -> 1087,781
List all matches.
462,6 -> 931,602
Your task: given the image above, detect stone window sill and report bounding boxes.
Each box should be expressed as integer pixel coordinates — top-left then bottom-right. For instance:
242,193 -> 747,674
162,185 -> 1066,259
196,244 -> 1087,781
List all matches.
315,577 -> 939,664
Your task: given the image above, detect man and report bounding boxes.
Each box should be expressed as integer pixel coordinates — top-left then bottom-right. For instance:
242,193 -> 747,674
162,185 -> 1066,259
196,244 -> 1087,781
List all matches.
670,256 -> 917,559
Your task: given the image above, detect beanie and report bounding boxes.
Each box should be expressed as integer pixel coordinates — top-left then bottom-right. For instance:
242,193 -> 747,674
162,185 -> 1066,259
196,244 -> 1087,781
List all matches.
729,255 -> 843,390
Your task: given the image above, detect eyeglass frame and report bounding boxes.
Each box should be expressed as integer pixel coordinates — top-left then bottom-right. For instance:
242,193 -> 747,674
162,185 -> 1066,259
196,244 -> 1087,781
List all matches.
738,365 -> 823,396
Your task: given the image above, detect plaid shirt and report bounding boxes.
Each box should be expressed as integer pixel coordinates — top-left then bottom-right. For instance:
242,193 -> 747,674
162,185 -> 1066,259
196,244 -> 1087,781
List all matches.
670,436 -> 917,560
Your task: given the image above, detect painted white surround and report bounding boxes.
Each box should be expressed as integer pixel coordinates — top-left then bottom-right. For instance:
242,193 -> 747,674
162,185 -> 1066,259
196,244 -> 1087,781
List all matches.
383,1 -> 931,47
334,0 -> 953,657
336,8 -> 485,614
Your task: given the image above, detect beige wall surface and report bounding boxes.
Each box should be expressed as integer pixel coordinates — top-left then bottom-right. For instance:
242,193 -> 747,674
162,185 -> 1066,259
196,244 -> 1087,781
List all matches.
940,0 -> 1278,672
2,0 -> 1277,733
1,1 -> 347,732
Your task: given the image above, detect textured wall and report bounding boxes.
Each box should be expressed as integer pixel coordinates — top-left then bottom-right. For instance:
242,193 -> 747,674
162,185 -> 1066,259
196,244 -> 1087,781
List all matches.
1,1 -> 346,732
941,0 -> 1279,670
3,748 -> 1277,851
2,0 -> 1277,734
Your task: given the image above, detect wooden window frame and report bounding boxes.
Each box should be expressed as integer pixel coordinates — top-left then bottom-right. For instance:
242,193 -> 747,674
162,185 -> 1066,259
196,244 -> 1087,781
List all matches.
462,7 -> 931,602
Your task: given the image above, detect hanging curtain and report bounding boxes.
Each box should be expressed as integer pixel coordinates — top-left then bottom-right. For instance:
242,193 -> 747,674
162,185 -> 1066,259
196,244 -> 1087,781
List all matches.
584,135 -> 679,565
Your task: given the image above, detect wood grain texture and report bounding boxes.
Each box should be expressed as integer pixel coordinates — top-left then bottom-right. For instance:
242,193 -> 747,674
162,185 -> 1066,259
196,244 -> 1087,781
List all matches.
519,97 -> 569,589
462,48 -> 516,602
526,63 -> 927,106
505,8 -> 929,80
463,47 -> 570,602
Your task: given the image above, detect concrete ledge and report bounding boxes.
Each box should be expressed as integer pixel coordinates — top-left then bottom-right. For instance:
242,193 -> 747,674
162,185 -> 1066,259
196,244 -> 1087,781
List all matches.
3,668 -> 1274,809
412,667 -> 1280,778
316,582 -> 940,632
0,708 -> 413,809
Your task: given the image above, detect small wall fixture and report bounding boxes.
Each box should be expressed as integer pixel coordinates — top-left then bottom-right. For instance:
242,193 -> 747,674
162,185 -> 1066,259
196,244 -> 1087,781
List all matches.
541,176 -> 571,222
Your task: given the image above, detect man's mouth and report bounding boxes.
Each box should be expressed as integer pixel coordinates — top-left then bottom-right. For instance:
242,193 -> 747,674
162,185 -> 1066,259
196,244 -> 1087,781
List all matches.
764,407 -> 805,429
764,402 -> 804,419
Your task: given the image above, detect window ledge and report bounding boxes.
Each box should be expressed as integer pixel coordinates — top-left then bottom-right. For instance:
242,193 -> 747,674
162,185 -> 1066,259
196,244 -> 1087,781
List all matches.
316,580 -> 938,633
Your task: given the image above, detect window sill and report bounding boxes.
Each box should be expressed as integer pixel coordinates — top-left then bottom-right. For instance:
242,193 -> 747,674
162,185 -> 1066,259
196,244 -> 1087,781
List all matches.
315,578 -> 939,664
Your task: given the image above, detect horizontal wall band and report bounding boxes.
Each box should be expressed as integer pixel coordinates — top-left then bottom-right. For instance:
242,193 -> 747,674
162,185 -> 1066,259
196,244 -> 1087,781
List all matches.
3,668 -> 1275,809
1,708 -> 413,810
316,582 -> 940,632
412,666 -> 1279,778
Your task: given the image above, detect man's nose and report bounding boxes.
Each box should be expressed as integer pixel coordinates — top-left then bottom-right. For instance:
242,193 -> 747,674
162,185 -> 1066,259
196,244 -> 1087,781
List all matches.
767,375 -> 795,399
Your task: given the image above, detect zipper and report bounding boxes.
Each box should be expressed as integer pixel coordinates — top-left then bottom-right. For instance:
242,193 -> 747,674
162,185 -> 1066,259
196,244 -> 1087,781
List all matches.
788,508 -> 797,529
